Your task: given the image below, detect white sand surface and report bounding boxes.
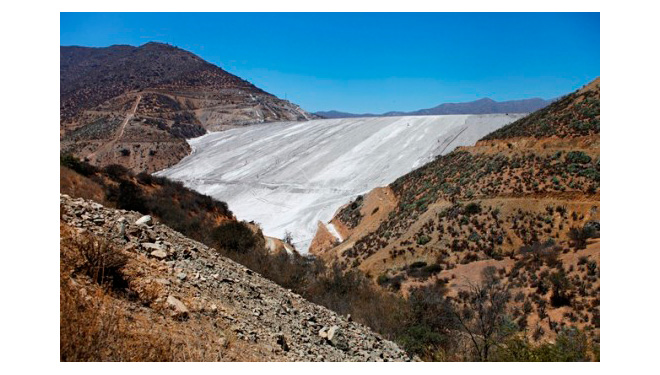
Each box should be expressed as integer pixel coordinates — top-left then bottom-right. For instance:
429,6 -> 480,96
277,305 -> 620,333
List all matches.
156,114 -> 525,252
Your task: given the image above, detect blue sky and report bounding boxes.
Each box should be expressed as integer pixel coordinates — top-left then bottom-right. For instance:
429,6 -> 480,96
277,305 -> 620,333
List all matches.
60,13 -> 600,113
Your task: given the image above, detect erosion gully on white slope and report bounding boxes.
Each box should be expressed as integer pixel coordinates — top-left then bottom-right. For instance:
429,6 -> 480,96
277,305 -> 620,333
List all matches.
156,114 -> 525,252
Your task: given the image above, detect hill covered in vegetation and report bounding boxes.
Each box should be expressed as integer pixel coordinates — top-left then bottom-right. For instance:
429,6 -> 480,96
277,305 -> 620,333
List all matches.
310,78 -> 600,360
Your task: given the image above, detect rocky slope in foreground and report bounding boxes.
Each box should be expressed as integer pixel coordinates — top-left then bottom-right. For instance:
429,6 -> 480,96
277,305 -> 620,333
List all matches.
60,42 -> 315,173
60,194 -> 410,361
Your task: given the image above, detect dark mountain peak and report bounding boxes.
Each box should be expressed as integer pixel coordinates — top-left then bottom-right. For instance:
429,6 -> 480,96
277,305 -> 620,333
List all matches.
60,43 -> 246,119
474,97 -> 495,103
138,42 -> 194,55
140,41 -> 171,48
316,97 -> 554,118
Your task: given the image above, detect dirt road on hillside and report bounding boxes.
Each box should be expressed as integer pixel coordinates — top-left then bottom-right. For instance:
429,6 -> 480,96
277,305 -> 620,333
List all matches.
86,94 -> 141,162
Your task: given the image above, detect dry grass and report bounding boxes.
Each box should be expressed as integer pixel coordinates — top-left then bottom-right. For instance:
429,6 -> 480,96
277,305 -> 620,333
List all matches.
60,227 -> 229,362
61,279 -> 174,361
60,166 -> 108,205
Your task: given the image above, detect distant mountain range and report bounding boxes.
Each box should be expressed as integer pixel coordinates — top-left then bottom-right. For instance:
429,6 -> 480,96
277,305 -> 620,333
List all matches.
315,97 -> 553,119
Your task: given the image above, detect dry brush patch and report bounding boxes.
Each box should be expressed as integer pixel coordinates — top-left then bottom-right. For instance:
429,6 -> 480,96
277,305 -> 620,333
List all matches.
60,227 -> 235,362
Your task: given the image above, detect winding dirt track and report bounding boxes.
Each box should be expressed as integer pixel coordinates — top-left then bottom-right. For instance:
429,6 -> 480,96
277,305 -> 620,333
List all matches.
86,95 -> 141,161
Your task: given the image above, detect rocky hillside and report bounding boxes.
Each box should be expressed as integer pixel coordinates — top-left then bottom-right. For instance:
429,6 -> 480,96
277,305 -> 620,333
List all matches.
482,78 -> 599,140
311,78 -> 600,347
60,42 -> 315,173
60,194 -> 411,361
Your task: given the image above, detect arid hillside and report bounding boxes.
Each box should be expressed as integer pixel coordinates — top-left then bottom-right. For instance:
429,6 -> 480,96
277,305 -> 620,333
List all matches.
60,194 -> 410,361
60,42 -> 315,173
61,142 -> 598,361
311,78 -> 600,348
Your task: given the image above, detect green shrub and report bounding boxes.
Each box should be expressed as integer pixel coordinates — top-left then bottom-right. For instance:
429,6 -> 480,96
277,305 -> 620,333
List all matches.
211,221 -> 258,253
568,225 -> 596,249
398,325 -> 448,360
104,164 -> 130,180
416,235 -> 431,245
377,274 -> 389,286
114,180 -> 147,213
537,328 -> 591,361
494,328 -> 591,361
565,151 -> 592,164
407,263 -> 443,280
464,202 -> 482,215
409,261 -> 427,269
549,270 -> 572,307
60,153 -> 98,176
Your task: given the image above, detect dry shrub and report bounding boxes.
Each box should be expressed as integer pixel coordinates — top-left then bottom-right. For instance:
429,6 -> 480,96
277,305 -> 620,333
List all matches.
60,278 -> 220,361
133,280 -> 164,307
60,228 -> 221,361
71,234 -> 128,290
60,276 -> 181,361
60,166 -> 108,205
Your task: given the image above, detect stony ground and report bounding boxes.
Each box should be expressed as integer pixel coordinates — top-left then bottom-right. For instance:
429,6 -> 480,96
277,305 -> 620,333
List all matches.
60,194 -> 412,361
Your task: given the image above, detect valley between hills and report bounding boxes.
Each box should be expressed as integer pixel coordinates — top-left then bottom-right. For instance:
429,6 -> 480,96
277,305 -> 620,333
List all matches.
60,42 -> 599,362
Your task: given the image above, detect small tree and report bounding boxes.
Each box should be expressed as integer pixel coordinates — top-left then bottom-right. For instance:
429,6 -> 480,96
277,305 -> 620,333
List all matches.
568,225 -> 596,249
549,269 -> 572,307
453,266 -> 513,361
211,221 -> 257,253
401,282 -> 457,360
283,231 -> 294,246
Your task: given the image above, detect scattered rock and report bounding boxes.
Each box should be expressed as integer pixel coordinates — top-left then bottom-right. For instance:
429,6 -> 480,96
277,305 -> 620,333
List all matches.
276,334 -> 290,352
326,326 -> 337,340
150,249 -> 168,260
59,194 -> 410,362
117,217 -> 127,238
142,242 -> 164,251
166,295 -> 189,319
135,215 -> 153,226
326,325 -> 348,350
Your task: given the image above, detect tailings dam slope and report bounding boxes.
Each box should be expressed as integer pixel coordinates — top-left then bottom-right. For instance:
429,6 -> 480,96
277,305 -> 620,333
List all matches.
157,114 -> 525,251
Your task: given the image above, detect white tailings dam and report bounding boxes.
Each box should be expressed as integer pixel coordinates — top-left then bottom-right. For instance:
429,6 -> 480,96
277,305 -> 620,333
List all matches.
156,114 -> 525,252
